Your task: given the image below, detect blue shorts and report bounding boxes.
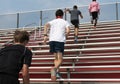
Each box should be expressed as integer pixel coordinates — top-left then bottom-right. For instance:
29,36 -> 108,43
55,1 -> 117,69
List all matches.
49,41 -> 64,54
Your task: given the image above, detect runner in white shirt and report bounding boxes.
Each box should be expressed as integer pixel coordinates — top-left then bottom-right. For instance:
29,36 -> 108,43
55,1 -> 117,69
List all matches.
49,18 -> 70,42
43,9 -> 70,81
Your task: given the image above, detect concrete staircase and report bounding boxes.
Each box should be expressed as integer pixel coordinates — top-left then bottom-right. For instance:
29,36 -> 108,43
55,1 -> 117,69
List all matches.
24,21 -> 120,84
1,21 -> 120,84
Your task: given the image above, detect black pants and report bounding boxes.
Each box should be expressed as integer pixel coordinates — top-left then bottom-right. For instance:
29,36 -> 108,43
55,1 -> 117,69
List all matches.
91,11 -> 98,20
0,74 -> 19,84
71,20 -> 79,28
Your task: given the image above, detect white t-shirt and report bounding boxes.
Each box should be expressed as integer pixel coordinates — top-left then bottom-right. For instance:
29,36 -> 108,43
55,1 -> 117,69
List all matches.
48,18 -> 70,42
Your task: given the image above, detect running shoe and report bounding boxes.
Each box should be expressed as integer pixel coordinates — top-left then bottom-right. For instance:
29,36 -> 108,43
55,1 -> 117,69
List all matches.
56,72 -> 62,79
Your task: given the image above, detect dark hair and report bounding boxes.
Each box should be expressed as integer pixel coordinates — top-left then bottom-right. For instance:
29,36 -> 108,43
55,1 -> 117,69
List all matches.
73,5 -> 77,9
93,0 -> 96,1
14,30 -> 30,43
55,9 -> 64,17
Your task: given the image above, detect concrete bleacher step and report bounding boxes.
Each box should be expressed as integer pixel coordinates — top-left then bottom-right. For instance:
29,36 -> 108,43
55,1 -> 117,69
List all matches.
28,41 -> 120,51
20,65 -> 120,79
31,46 -> 120,55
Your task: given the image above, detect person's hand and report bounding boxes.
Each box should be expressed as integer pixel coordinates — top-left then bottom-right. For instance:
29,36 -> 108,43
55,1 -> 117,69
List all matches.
43,36 -> 47,45
65,8 -> 70,12
66,33 -> 69,39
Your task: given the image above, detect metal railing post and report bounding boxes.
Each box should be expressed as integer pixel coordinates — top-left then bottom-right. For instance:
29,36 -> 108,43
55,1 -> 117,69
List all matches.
67,68 -> 71,84
17,13 -> 19,28
64,9 -> 67,20
116,2 -> 119,21
39,11 -> 43,38
34,26 -> 37,40
40,11 -> 43,26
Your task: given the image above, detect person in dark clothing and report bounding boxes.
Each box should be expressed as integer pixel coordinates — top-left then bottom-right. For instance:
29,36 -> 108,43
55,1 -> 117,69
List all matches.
65,5 -> 83,43
0,30 -> 32,84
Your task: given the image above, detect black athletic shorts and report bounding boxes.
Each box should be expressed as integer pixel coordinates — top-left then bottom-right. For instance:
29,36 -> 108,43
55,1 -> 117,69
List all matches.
71,20 -> 79,28
49,41 -> 64,54
91,11 -> 98,20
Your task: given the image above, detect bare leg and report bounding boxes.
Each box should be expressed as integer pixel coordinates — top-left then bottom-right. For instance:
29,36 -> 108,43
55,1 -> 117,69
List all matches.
54,52 -> 63,69
75,28 -> 78,37
74,28 -> 78,43
51,52 -> 63,81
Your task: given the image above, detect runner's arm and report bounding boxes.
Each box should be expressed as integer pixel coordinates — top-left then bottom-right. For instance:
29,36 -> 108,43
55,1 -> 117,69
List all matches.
43,23 -> 50,44
66,26 -> 70,39
22,64 -> 30,84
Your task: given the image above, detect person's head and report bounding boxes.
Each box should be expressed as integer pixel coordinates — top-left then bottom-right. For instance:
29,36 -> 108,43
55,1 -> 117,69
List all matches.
55,9 -> 64,17
14,30 -> 30,45
73,5 -> 78,9
93,0 -> 96,1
